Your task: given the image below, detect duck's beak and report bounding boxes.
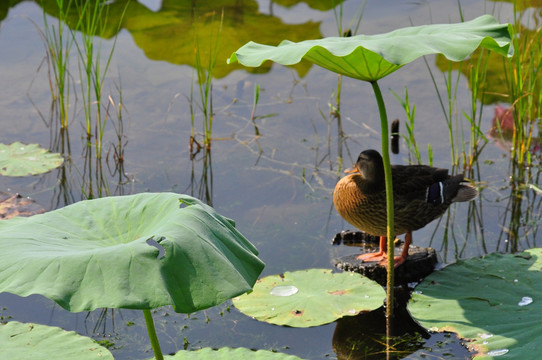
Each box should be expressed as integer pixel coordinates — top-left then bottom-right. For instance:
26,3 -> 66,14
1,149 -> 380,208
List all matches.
344,165 -> 360,174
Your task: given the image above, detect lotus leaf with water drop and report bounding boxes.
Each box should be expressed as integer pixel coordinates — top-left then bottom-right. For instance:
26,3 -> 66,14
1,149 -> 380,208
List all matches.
408,248 -> 542,359
233,268 -> 385,327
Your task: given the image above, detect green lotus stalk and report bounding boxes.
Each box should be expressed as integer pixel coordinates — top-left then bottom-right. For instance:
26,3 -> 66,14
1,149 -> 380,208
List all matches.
370,81 -> 395,321
143,309 -> 163,360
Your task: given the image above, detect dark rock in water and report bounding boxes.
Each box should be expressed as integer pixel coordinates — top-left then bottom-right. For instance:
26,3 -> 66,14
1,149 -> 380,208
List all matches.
331,230 -> 380,245
334,246 -> 438,286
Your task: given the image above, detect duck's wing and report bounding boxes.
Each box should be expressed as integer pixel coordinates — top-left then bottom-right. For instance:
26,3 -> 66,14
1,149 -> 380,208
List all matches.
391,165 -> 449,193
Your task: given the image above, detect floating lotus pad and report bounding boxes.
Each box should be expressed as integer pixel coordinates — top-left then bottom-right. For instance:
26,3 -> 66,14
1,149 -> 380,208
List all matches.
155,347 -> 304,359
0,142 -> 64,176
408,249 -> 542,359
0,192 -> 265,313
233,269 -> 385,327
228,15 -> 513,82
0,321 -> 113,359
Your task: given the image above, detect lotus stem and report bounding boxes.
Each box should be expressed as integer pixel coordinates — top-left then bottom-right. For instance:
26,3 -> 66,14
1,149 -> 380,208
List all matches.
143,309 -> 163,360
369,80 -> 395,323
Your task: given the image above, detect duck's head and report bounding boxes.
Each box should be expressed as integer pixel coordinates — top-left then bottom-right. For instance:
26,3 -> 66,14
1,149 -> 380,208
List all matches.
345,149 -> 384,183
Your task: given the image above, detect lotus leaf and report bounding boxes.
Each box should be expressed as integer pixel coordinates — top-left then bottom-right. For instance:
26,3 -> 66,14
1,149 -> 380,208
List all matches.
0,192 -> 265,313
228,15 -> 513,81
154,347 -> 304,359
233,268 -> 385,327
0,321 -> 113,359
408,249 -> 542,359
0,142 -> 64,176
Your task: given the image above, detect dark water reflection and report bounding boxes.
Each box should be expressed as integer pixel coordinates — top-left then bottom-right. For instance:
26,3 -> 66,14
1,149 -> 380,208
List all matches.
0,0 -> 540,359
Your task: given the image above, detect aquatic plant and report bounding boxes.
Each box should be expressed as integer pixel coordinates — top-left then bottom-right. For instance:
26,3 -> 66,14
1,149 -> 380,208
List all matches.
0,193 -> 265,360
233,269 -> 384,327
0,142 -> 63,177
34,0 -> 127,200
430,47 -> 491,171
431,3 -> 541,253
38,0 -> 74,134
390,87 -> 431,165
188,11 -> 223,153
0,321 -> 113,359
163,347 -> 304,359
409,248 -> 542,359
498,8 -> 541,253
228,15 -> 513,321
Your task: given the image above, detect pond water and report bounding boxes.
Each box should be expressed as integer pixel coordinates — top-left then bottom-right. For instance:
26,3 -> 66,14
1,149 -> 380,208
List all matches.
0,0 -> 540,359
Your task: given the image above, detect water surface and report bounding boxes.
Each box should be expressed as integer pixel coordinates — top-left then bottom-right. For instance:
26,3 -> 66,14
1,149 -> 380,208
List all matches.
0,1 -> 538,359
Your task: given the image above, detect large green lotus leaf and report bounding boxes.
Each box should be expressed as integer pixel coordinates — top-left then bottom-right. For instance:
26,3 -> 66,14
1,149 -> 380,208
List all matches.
436,17 -> 540,105
228,15 -> 513,81
408,249 -> 542,359
0,142 -> 63,176
233,269 -> 385,327
153,347 -> 304,359
0,321 -> 113,359
0,193 -> 265,313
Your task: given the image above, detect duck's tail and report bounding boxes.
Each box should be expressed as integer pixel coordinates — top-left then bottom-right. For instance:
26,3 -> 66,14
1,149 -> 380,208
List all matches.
426,174 -> 479,204
452,181 -> 479,202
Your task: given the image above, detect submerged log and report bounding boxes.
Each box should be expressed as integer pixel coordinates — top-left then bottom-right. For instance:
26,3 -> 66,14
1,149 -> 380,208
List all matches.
334,245 -> 438,286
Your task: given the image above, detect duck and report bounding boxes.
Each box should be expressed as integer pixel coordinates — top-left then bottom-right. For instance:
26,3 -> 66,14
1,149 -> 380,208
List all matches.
333,149 -> 478,267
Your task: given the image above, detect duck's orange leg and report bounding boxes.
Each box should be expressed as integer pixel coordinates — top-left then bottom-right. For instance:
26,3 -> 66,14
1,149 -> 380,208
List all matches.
389,232 -> 411,267
356,234 -> 412,268
355,236 -> 387,262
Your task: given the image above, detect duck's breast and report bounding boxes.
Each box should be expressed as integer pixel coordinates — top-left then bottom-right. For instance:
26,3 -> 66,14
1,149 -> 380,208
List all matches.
333,175 -> 388,236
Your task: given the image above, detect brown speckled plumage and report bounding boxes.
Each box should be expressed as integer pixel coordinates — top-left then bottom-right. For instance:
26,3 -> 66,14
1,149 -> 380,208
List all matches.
333,149 -> 478,267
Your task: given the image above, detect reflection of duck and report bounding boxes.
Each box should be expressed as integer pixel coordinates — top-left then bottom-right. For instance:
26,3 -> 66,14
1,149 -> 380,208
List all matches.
333,150 -> 478,267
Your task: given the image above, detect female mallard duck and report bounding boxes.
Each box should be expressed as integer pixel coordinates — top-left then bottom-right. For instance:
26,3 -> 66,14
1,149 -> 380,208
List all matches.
333,149 -> 478,267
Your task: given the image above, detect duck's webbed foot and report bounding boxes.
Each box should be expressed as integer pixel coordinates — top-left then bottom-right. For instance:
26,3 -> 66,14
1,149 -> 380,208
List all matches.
355,235 -> 410,268
356,250 -> 387,262
378,232 -> 411,268
355,236 -> 387,262
360,253 -> 405,268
